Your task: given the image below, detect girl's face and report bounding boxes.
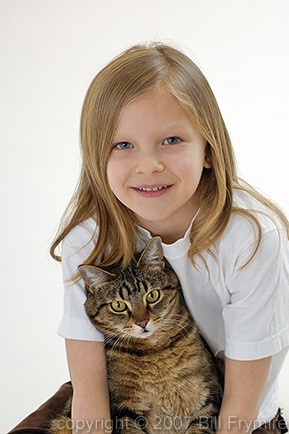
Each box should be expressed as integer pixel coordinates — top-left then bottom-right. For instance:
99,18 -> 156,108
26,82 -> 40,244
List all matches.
107,89 -> 211,243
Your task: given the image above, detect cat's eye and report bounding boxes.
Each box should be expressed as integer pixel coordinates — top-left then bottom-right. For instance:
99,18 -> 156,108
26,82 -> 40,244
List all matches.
111,300 -> 127,312
146,290 -> 160,304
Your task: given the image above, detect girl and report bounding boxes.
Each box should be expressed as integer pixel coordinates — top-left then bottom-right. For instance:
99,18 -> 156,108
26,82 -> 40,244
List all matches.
50,42 -> 289,433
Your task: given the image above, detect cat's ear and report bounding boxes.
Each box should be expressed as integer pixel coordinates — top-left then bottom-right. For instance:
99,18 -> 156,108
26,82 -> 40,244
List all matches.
137,236 -> 164,271
78,265 -> 116,294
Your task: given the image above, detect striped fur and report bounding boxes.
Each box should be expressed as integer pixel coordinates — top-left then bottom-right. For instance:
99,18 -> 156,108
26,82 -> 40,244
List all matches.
51,237 -> 223,434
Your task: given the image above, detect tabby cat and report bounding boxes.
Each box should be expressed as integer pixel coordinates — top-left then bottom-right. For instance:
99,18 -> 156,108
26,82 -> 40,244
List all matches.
51,237 -> 223,434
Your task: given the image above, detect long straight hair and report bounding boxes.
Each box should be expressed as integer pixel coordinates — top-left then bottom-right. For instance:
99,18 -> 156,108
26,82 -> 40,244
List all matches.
50,42 -> 289,269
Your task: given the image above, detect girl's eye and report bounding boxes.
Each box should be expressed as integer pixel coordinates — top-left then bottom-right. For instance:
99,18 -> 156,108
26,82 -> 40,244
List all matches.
163,137 -> 181,145
146,290 -> 160,304
114,142 -> 133,150
111,300 -> 127,312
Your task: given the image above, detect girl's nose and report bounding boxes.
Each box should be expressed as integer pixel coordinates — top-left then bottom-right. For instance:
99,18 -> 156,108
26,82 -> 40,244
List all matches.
134,152 -> 165,174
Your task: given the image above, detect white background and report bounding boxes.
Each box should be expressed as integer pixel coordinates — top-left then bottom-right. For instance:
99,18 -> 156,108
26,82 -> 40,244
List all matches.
1,0 -> 288,432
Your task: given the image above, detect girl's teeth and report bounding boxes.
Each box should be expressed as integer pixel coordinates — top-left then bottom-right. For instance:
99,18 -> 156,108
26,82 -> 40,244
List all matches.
138,186 -> 167,191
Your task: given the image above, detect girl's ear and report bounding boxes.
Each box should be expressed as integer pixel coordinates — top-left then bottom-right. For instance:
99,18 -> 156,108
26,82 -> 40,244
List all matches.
78,265 -> 116,294
137,236 -> 165,271
204,143 -> 212,169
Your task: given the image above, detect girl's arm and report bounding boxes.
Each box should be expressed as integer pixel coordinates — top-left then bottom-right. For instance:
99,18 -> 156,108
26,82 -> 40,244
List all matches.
65,339 -> 111,434
217,356 -> 272,434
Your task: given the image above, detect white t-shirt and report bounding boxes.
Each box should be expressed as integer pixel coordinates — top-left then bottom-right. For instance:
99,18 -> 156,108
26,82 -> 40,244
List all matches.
58,189 -> 289,425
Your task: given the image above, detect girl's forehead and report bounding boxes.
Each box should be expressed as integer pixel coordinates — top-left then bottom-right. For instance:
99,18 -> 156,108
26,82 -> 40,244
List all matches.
113,90 -> 192,137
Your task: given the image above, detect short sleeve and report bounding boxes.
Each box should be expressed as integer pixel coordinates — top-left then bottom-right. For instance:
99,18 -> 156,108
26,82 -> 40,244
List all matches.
222,228 -> 289,360
57,220 -> 104,342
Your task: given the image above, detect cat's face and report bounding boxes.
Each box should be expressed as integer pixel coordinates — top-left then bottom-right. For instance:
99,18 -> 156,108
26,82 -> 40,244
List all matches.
79,237 -> 181,342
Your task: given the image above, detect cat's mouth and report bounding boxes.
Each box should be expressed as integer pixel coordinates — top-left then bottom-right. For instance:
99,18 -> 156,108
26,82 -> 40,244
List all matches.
135,328 -> 154,339
130,322 -> 156,339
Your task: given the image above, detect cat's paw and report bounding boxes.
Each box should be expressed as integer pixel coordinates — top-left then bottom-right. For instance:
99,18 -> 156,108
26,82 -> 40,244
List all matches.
50,416 -> 72,434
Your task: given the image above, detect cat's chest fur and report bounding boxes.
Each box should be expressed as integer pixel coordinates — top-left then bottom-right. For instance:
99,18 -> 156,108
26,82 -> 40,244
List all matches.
105,317 -> 221,433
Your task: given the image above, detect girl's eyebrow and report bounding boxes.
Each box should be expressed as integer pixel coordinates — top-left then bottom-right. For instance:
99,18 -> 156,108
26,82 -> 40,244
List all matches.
111,135 -> 132,143
112,124 -> 192,140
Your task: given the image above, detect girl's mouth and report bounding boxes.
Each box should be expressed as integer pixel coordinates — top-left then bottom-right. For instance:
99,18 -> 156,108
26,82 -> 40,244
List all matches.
132,184 -> 172,197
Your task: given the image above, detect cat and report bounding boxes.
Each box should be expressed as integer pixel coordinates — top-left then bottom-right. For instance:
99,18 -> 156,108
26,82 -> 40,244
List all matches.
51,236 -> 223,434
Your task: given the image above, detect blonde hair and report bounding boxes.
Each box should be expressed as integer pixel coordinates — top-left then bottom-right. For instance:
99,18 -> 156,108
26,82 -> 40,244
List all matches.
50,42 -> 289,269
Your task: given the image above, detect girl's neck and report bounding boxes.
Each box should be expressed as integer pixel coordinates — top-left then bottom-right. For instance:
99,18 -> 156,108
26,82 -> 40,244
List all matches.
137,208 -> 199,244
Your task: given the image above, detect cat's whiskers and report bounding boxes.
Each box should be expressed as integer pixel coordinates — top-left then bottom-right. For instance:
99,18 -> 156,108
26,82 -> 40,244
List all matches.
104,333 -> 123,350
104,335 -> 125,359
154,313 -> 192,337
159,312 -> 191,324
121,334 -> 133,352
115,334 -> 135,356
106,332 -> 134,355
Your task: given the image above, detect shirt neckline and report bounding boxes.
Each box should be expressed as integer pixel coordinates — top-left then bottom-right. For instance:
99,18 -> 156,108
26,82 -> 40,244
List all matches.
137,209 -> 199,259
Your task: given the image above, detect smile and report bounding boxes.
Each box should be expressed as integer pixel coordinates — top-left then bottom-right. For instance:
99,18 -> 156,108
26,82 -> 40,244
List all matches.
131,184 -> 172,198
136,185 -> 169,192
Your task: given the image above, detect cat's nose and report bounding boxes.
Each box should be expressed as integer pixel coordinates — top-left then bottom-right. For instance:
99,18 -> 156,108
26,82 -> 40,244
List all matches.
135,318 -> 149,329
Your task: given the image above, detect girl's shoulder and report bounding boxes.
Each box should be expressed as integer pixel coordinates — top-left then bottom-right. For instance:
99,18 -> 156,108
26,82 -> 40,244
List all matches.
61,217 -> 98,278
216,189 -> 287,259
232,188 -> 282,232
63,217 -> 97,249
61,217 -> 98,262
